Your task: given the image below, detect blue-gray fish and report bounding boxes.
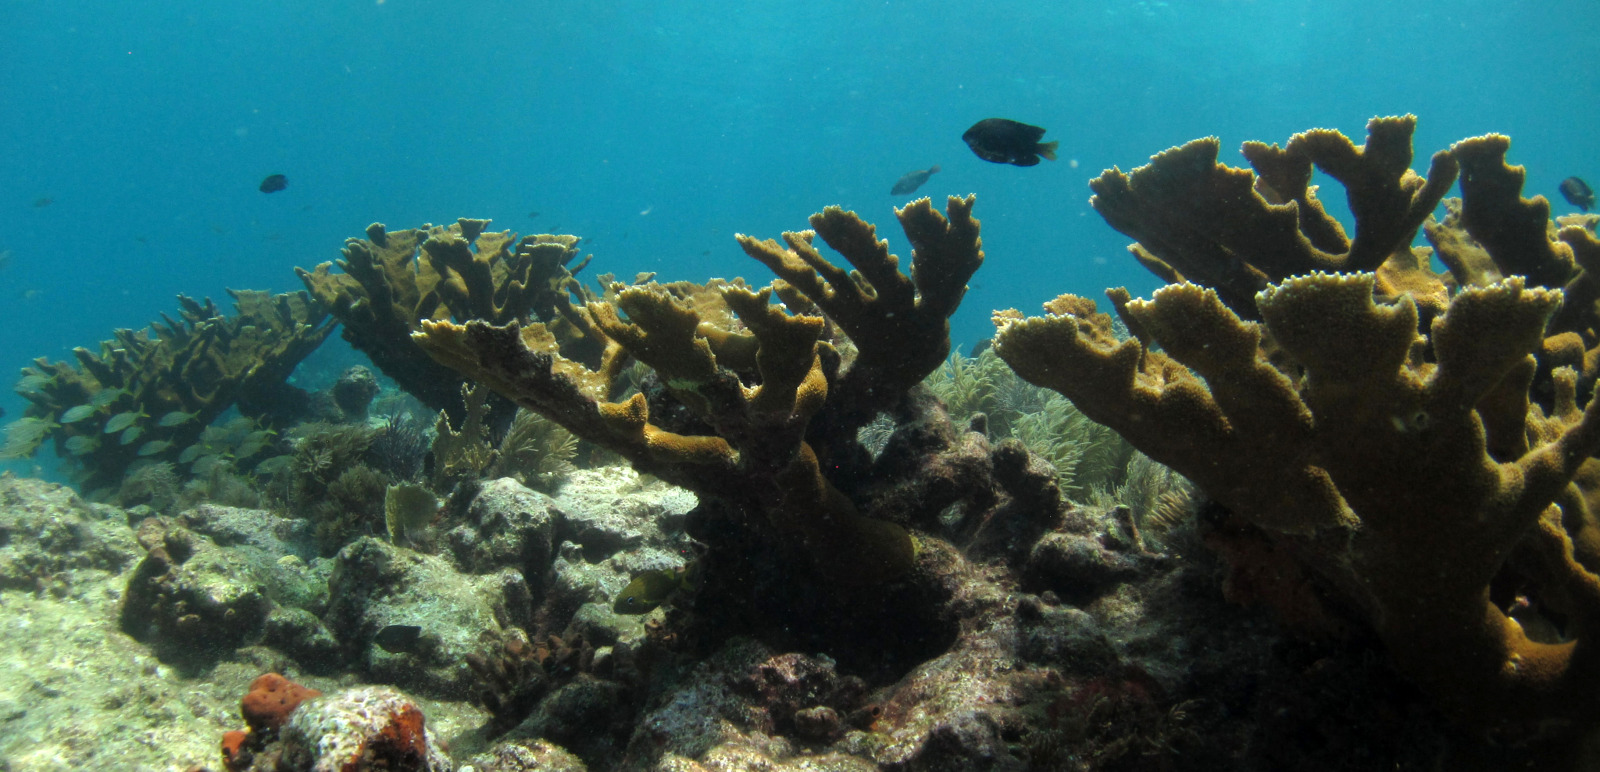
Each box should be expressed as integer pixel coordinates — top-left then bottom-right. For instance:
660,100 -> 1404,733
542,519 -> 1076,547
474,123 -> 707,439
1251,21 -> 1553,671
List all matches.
373,624 -> 424,654
890,165 -> 940,195
1561,177 -> 1596,212
138,440 -> 173,456
119,426 -> 143,445
65,435 -> 98,455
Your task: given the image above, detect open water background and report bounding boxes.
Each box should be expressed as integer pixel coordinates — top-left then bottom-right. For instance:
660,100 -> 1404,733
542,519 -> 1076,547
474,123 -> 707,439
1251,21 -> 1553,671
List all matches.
2,0 -> 1597,475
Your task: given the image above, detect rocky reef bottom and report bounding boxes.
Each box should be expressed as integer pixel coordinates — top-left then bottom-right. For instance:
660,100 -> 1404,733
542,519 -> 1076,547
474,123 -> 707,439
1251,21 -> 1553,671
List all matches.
0,470 -> 1547,771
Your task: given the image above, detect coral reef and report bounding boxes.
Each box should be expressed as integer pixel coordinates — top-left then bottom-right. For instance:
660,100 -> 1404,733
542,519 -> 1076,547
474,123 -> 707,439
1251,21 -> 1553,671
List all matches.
297,220 -> 597,422
4,290 -> 332,495
409,198 -> 1003,590
995,116 -> 1600,751
331,365 -> 381,422
0,438 -> 1501,770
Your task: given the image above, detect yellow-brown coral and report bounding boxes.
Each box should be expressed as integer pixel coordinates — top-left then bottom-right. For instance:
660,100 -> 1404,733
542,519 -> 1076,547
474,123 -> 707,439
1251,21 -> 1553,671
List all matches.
296,219 -> 596,420
999,117 -> 1600,740
996,274 -> 1600,734
410,196 -> 985,584
7,290 -> 331,494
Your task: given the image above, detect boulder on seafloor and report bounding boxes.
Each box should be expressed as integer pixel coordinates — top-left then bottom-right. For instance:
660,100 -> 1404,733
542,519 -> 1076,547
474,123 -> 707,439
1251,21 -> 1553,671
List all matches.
120,516 -> 326,670
0,476 -> 137,592
447,477 -> 559,581
324,536 -> 528,698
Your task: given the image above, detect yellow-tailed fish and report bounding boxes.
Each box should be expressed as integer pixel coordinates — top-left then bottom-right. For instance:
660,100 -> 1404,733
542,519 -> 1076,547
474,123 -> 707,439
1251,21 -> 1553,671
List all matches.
254,455 -> 292,476
103,411 -> 144,434
158,410 -> 199,427
138,440 -> 173,456
65,435 -> 98,455
613,565 -> 690,615
15,373 -> 54,394
59,405 -> 98,424
89,388 -> 127,408
119,426 -> 143,445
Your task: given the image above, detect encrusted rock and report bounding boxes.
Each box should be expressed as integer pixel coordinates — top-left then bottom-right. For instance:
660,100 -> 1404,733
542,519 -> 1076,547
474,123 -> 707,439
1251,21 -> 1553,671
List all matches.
0,476 -> 137,591
276,686 -> 453,772
449,478 -> 559,580
552,468 -> 696,561
119,521 -> 275,665
461,738 -> 588,772
324,537 -> 521,697
332,365 -> 381,421
1022,530 -> 1146,606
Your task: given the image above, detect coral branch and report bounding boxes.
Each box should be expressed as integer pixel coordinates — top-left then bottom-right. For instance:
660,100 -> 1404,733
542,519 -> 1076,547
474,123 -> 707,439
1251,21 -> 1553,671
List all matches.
412,199 -> 986,586
1004,117 -> 1600,738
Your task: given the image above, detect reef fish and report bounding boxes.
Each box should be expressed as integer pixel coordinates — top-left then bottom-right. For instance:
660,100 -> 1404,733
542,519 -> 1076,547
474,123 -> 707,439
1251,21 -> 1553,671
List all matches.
158,410 -> 199,427
891,165 -> 941,195
103,411 -> 143,434
613,566 -> 689,615
59,405 -> 98,424
373,624 -> 424,654
1560,177 -> 1596,212
962,118 -> 1058,167
259,174 -> 288,194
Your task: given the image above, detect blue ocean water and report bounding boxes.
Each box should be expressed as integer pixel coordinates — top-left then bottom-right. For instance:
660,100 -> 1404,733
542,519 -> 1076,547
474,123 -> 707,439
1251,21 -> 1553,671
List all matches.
1,0 -> 1596,474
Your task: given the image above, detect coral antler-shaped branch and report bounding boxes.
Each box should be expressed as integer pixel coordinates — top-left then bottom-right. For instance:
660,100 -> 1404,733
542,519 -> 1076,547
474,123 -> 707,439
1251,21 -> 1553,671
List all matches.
1091,115 -> 1456,318
297,220 -> 593,420
8,290 -> 332,492
737,195 -> 984,439
410,199 -> 988,585
995,274 -> 1600,732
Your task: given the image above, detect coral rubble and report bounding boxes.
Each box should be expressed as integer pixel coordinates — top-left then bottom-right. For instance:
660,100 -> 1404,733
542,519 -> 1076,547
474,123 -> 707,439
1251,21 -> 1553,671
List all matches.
995,116 -> 1600,751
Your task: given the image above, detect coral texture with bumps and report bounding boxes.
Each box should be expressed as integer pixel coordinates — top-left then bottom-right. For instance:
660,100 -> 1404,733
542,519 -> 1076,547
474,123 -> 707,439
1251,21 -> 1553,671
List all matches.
996,117 -> 1600,746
